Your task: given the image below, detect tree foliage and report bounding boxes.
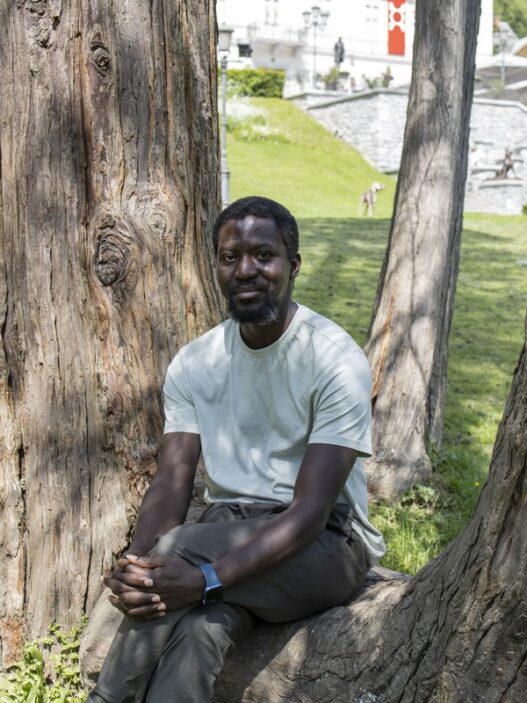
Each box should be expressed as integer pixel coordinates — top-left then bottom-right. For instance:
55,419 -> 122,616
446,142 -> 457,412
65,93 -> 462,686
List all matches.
227,69 -> 285,97
495,0 -> 527,38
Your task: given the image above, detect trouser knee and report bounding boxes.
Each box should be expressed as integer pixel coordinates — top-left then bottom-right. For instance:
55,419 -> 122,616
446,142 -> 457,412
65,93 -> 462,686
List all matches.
171,605 -> 243,666
150,524 -> 196,560
178,608 -> 227,646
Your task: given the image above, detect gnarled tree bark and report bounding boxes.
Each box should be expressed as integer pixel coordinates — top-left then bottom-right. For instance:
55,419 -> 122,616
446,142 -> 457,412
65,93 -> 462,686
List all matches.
365,0 -> 481,498
0,0 -> 222,665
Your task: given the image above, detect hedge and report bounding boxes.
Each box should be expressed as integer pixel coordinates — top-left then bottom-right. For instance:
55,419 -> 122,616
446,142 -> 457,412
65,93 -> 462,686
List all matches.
226,69 -> 285,98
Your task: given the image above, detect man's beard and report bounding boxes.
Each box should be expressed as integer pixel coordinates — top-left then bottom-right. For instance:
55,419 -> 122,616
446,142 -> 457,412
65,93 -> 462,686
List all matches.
228,295 -> 280,326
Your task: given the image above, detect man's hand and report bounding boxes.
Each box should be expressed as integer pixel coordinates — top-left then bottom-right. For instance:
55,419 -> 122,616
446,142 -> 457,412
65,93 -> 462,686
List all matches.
105,554 -> 204,620
103,431 -> 202,620
105,556 -> 162,621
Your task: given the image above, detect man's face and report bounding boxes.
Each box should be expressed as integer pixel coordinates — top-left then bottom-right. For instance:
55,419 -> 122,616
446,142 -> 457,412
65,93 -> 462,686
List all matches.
216,216 -> 300,325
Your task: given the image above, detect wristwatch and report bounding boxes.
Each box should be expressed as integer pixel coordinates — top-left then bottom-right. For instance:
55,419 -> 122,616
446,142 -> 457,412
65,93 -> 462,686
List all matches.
197,562 -> 224,605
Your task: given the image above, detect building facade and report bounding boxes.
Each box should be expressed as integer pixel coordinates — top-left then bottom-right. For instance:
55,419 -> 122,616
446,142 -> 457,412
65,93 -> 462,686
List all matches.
217,0 -> 495,95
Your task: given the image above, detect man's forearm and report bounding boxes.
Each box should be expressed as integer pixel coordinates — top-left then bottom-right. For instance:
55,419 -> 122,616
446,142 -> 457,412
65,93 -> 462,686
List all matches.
212,444 -> 357,591
115,442 -> 354,617
112,499 -> 329,618
128,472 -> 194,555
212,500 -> 326,590
128,432 -> 201,555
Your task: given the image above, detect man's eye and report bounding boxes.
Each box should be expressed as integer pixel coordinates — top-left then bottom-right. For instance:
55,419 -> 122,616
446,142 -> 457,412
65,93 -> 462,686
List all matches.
257,251 -> 273,260
221,254 -> 236,263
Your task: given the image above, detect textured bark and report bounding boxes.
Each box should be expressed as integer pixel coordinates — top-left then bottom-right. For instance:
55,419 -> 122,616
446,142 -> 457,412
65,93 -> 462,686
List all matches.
0,0 -> 222,665
214,313 -> 527,702
364,0 -> 481,498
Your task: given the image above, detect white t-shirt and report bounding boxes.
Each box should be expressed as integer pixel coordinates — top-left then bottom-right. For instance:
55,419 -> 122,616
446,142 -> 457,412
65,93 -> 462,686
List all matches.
163,303 -> 386,566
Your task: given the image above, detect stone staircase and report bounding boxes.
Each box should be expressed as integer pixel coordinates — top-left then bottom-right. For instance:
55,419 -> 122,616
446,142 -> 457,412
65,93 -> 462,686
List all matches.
464,139 -> 526,215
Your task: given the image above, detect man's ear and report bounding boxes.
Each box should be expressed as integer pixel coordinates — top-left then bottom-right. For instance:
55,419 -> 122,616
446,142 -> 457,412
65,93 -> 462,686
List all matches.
290,253 -> 301,280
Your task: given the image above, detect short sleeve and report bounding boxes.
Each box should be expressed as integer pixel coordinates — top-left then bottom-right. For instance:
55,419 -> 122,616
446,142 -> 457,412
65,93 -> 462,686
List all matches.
308,350 -> 372,455
163,351 -> 201,435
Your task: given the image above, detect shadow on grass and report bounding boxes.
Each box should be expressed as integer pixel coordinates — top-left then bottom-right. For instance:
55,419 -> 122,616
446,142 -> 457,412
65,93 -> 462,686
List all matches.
296,217 -> 390,346
295,217 -> 527,573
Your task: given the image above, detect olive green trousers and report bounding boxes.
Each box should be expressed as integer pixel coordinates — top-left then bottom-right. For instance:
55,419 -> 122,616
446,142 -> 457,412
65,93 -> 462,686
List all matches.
88,503 -> 368,703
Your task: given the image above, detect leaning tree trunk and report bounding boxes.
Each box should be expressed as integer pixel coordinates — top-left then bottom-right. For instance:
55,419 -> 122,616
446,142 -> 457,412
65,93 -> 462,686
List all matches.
364,0 -> 481,498
214,312 -> 527,702
0,0 -> 222,665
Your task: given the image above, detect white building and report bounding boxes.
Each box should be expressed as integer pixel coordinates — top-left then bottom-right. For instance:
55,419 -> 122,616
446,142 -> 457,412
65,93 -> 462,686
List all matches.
217,0 -> 495,95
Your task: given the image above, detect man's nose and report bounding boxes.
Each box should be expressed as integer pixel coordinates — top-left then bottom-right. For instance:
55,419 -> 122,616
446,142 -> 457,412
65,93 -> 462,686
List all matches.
236,255 -> 257,278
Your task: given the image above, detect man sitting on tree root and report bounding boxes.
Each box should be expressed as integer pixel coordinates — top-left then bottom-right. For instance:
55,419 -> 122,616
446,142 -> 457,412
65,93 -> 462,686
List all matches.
88,196 -> 385,703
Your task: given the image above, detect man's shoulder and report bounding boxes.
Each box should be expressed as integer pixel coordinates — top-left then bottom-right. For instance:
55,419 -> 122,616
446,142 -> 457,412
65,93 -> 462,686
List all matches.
296,305 -> 363,356
180,319 -> 231,356
167,319 -> 232,378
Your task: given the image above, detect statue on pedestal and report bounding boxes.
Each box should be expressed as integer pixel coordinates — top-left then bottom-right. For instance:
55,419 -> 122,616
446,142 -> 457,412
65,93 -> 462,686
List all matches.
334,37 -> 345,67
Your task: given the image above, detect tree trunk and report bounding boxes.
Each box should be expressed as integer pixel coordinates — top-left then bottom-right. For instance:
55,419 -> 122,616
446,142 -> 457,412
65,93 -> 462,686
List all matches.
214,311 -> 527,702
364,0 -> 481,498
0,0 -> 222,666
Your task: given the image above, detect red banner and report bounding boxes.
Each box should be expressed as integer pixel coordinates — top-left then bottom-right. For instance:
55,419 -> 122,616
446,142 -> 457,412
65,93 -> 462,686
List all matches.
388,0 -> 406,56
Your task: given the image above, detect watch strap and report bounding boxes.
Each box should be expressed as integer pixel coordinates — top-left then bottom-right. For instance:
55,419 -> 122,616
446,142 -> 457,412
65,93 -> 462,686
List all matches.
197,562 -> 223,605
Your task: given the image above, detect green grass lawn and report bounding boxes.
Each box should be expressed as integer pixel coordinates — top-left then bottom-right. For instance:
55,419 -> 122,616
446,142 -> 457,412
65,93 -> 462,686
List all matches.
228,97 -> 396,218
229,98 -> 527,574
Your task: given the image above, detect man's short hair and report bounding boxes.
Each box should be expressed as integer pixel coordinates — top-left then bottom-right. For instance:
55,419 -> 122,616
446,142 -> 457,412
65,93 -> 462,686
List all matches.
212,196 -> 299,261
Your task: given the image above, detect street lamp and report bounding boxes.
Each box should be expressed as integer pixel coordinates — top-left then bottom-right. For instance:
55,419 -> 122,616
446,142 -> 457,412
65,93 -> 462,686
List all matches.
499,28 -> 507,90
218,25 -> 233,208
302,3 -> 331,90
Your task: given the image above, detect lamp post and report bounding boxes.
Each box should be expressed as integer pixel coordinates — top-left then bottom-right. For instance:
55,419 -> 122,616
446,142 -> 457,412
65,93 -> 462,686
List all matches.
218,25 -> 233,208
500,29 -> 507,90
302,3 -> 331,90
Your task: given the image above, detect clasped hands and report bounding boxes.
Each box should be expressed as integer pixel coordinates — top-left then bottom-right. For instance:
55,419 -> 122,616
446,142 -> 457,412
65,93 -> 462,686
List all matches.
105,554 -> 204,621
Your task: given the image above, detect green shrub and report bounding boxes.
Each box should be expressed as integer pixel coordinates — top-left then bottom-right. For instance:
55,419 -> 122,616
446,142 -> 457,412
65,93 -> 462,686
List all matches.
322,66 -> 340,90
494,0 -> 527,37
0,623 -> 87,702
365,67 -> 394,90
226,69 -> 285,98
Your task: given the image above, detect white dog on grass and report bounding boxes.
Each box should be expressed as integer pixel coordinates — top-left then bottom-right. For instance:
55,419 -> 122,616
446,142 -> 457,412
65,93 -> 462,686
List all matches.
360,182 -> 384,217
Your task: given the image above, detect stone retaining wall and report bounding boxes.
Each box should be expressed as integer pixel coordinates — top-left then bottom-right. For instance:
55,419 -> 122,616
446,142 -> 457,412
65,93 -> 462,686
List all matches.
303,89 -> 408,173
465,179 -> 524,215
293,89 -> 527,214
